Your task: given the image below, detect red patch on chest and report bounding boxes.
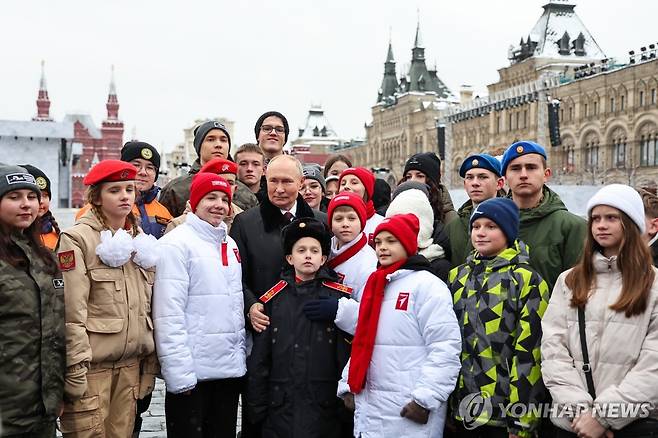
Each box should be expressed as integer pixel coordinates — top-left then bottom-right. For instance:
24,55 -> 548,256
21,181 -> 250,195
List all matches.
395,292 -> 410,311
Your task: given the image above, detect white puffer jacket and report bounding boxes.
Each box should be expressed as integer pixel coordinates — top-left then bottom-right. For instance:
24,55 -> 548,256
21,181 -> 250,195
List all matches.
542,253 -> 658,431
333,233 -> 378,334
337,269 -> 462,438
153,213 -> 246,394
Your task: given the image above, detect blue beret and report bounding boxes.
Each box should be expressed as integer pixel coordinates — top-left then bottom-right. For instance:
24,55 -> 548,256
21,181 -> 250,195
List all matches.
459,154 -> 502,178
501,141 -> 547,175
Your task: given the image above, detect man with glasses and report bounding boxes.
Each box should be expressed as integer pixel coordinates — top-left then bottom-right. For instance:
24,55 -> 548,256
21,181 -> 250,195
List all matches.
160,120 -> 257,216
253,111 -> 290,203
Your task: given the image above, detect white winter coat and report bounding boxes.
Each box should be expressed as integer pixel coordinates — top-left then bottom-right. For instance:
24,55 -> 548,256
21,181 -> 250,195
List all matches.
337,269 -> 462,438
541,253 -> 658,431
332,233 -> 378,334
153,212 -> 246,394
364,213 -> 385,244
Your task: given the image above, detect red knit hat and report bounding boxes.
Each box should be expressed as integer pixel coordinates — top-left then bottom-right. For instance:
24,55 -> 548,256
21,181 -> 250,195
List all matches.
190,173 -> 232,212
374,213 -> 420,256
327,192 -> 367,231
83,160 -> 137,186
339,167 -> 375,200
199,157 -> 238,175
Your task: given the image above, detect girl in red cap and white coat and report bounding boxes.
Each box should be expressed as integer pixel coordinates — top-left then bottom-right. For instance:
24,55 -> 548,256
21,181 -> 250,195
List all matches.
338,167 -> 384,246
337,214 -> 461,438
57,160 -> 159,438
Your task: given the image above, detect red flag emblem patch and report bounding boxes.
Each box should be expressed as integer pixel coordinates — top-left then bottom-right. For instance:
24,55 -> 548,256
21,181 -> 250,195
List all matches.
57,250 -> 76,271
395,292 -> 410,311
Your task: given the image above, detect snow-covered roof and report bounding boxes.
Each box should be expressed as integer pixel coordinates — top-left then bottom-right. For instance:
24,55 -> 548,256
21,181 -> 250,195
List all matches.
297,105 -> 339,140
64,114 -> 102,138
0,119 -> 74,139
510,1 -> 605,64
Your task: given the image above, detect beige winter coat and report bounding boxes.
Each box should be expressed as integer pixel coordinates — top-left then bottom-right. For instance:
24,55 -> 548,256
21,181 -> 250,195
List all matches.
541,252 -> 658,431
58,211 -> 156,369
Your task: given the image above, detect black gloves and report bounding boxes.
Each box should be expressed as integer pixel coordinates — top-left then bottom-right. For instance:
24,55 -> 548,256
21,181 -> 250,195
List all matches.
400,400 -> 430,424
303,296 -> 339,321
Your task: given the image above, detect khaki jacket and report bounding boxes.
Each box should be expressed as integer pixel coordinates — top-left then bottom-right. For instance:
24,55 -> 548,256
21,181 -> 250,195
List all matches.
57,211 -> 155,369
541,252 -> 658,431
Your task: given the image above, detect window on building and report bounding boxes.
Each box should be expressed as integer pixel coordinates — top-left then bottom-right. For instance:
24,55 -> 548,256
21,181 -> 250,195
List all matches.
621,95 -> 625,111
653,88 -> 657,105
641,135 -> 650,166
610,97 -> 616,113
569,106 -> 574,121
560,109 -> 564,122
613,139 -> 626,167
566,148 -> 575,172
584,103 -> 589,117
523,110 -> 528,128
640,91 -> 645,106
593,99 -> 599,114
496,116 -> 501,134
509,113 -> 513,131
516,112 -> 520,130
586,143 -> 599,170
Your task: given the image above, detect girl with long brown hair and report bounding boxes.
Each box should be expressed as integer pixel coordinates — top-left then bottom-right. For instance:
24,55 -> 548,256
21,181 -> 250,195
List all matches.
57,160 -> 159,438
541,184 -> 658,437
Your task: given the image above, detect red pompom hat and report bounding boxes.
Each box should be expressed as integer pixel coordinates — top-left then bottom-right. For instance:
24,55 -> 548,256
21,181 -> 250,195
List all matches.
83,160 -> 137,186
327,192 -> 367,232
373,213 -> 420,256
338,167 -> 376,218
199,157 -> 238,175
189,173 -> 233,212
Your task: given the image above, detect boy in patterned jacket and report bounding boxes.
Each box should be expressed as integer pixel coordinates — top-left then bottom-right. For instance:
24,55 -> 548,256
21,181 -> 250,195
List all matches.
449,197 -> 549,438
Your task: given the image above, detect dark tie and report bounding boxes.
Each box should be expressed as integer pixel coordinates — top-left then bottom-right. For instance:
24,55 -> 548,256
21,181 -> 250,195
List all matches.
283,211 -> 294,223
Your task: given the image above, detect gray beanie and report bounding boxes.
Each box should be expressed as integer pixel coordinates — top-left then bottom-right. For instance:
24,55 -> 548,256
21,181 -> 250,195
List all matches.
392,180 -> 430,200
303,164 -> 326,192
193,120 -> 232,156
0,163 -> 41,200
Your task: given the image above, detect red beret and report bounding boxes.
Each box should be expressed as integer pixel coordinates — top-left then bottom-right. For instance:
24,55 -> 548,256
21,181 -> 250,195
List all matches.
339,167 -> 375,199
83,160 -> 137,186
190,173 -> 232,212
327,192 -> 367,231
374,213 -> 420,257
199,158 -> 238,175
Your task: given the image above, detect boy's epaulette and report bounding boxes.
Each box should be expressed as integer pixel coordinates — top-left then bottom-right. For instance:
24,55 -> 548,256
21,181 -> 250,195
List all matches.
259,280 -> 288,303
323,281 -> 352,295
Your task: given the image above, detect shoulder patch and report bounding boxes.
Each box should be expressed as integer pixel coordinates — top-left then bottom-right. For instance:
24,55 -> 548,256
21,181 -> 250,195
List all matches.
57,250 -> 76,271
323,280 -> 352,295
52,278 -> 64,289
259,280 -> 288,303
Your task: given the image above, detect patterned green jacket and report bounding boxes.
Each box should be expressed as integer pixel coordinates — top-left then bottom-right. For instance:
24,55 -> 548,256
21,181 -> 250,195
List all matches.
449,240 -> 549,437
0,233 -> 65,435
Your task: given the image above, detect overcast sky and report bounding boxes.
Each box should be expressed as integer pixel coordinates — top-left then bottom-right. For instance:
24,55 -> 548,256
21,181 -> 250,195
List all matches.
2,0 -> 657,153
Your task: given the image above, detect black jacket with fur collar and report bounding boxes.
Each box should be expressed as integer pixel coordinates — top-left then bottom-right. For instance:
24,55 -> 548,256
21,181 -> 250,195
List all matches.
230,194 -> 327,319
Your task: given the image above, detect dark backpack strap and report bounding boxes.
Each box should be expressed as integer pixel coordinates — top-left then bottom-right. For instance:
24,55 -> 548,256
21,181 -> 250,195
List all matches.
578,306 -> 597,399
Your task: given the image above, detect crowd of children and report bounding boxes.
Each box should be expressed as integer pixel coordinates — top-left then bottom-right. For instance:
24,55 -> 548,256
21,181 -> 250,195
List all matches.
3,126 -> 658,438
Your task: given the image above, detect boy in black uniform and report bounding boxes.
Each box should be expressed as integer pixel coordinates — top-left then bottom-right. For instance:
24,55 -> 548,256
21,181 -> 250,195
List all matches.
247,217 -> 352,438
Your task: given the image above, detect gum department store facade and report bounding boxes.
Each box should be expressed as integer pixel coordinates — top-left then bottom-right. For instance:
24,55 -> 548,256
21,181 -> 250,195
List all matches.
349,0 -> 658,189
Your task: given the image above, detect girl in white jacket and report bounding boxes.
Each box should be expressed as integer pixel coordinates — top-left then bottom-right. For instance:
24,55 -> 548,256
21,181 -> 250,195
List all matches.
338,214 -> 461,438
541,184 -> 658,437
153,173 -> 246,438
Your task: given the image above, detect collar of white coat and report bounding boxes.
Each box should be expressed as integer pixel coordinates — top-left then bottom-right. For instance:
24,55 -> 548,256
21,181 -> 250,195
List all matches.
330,232 -> 366,258
186,211 -> 228,243
386,268 -> 415,282
593,251 -> 619,274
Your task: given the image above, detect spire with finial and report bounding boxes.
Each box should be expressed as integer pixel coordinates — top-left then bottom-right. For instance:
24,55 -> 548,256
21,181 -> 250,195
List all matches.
377,27 -> 399,102
105,65 -> 119,121
33,60 -> 53,121
413,9 -> 423,49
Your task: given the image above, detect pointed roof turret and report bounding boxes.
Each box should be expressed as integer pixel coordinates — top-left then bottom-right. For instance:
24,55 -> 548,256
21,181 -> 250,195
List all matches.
33,60 -> 53,121
413,17 -> 423,49
105,65 -> 120,121
378,36 -> 400,102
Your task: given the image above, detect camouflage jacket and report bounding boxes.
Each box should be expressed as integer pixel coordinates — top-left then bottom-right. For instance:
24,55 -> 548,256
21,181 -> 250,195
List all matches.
160,160 -> 258,217
0,234 -> 65,435
448,241 -> 549,437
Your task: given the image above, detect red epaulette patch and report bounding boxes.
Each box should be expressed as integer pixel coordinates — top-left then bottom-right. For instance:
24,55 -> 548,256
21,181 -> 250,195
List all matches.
323,281 -> 352,295
259,280 -> 288,303
57,250 -> 76,271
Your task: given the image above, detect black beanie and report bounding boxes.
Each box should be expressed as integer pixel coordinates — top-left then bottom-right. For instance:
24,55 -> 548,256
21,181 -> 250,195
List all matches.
120,142 -> 161,180
403,152 -> 441,185
254,111 -> 289,144
18,164 -> 49,198
193,121 -> 232,156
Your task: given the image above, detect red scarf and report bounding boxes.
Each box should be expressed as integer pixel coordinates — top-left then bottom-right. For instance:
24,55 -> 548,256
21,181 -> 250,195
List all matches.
365,200 -> 376,219
327,233 -> 367,270
348,258 -> 407,393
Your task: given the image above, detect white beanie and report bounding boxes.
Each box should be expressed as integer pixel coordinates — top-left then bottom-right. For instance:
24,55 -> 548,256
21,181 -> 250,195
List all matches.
586,184 -> 646,234
386,188 -> 434,249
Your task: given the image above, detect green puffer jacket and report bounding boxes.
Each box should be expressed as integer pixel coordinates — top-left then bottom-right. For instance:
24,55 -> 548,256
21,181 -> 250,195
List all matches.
445,199 -> 473,268
449,241 -> 549,437
0,234 -> 65,435
514,186 -> 586,292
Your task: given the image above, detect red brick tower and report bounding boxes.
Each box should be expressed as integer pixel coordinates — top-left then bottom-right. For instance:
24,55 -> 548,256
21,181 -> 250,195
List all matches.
100,65 -> 124,160
33,60 -> 53,121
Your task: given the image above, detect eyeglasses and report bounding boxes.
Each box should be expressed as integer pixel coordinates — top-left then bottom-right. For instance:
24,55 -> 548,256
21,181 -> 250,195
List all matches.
260,125 -> 285,134
132,163 -> 156,175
